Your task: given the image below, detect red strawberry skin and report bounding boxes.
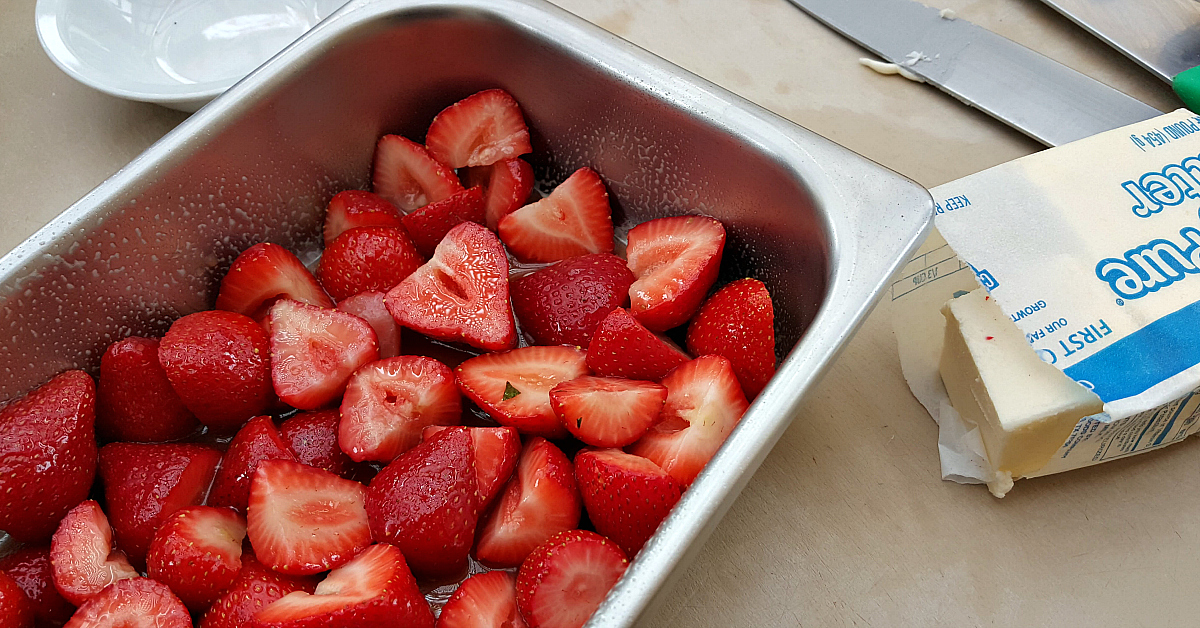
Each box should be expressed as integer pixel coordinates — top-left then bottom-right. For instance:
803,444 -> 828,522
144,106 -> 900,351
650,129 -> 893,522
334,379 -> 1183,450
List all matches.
514,530 -> 627,628
0,547 -> 74,628
365,428 -> 479,580
420,425 -> 519,509
324,190 -> 404,246
97,337 -> 199,443
585,308 -> 688,381
425,89 -> 532,169
0,570 -> 35,628
0,370 -> 97,544
317,227 -> 424,302
159,310 -> 274,433
146,506 -> 247,612
216,243 -> 333,320
279,410 -> 359,478
63,578 -> 190,628
626,215 -> 726,331
339,356 -> 462,463
336,292 -> 401,359
685,278 -> 776,398
575,449 -> 682,557
436,570 -> 527,628
200,555 -> 318,628
510,253 -> 635,347
98,442 -> 222,567
373,135 -> 463,212
463,158 -> 535,231
400,187 -> 486,257
498,167 -> 614,264
455,346 -> 587,438
209,416 -> 297,513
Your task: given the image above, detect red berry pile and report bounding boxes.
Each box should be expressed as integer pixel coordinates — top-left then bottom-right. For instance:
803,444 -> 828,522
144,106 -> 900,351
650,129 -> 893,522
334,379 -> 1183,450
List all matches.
0,88 -> 779,628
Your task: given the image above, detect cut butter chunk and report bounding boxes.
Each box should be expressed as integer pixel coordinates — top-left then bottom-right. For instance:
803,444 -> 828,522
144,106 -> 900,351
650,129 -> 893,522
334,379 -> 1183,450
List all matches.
939,289 -> 1103,482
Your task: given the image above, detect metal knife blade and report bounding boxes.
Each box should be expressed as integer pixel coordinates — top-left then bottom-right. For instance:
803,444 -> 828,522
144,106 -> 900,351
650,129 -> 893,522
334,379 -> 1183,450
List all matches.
787,0 -> 1163,146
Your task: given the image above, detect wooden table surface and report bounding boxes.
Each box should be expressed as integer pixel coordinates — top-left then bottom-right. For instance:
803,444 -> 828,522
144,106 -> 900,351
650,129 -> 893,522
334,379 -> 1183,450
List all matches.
2,0 -> 1193,625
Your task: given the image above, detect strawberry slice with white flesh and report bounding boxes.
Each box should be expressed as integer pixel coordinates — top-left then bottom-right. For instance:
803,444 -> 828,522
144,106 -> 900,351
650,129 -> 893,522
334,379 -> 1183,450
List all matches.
385,222 -> 517,352
463,157 -> 535,231
436,570 -> 527,628
246,460 -> 371,576
64,578 -> 191,628
216,243 -> 333,320
269,299 -> 380,410
627,355 -> 749,486
253,544 -> 434,628
498,167 -> 614,263
323,190 -> 404,246
339,356 -> 462,463
372,135 -> 463,212
625,215 -> 726,331
515,530 -> 628,628
421,425 -> 520,509
550,376 -> 666,448
474,438 -> 581,569
424,89 -> 532,169
336,291 -> 402,358
455,346 -> 588,438
50,501 -> 140,607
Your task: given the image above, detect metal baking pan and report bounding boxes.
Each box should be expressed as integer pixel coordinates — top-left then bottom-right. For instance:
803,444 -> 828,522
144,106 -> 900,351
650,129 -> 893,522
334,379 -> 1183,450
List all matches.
0,0 -> 932,624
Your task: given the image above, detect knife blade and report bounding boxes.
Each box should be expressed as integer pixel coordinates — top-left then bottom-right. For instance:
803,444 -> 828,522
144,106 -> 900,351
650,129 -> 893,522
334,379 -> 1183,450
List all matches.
787,0 -> 1164,146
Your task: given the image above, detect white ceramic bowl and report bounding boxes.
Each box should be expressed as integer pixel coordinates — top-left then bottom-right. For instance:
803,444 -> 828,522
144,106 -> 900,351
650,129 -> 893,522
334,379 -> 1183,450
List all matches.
35,0 -> 345,111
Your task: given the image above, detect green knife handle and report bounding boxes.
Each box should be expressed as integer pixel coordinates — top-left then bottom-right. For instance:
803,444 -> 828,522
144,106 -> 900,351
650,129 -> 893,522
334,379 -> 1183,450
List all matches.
1173,66 -> 1200,113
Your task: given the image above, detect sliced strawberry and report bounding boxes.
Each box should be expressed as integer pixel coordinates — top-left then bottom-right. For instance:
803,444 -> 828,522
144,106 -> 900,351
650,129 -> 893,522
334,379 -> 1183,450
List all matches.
420,425 -> 519,509
455,346 -> 588,438
147,506 -> 247,612
246,460 -> 370,576
339,356 -> 461,463
365,428 -> 479,580
685,278 -> 777,398
97,442 -> 222,567
324,190 -> 404,246
625,215 -> 725,331
159,310 -> 274,433
515,530 -> 628,628
463,158 -> 535,231
49,501 -> 139,607
0,371 -> 97,544
199,555 -> 317,628
510,253 -> 635,347
269,299 -> 380,410
0,571 -> 34,628
0,546 -> 75,627
97,336 -> 198,443
372,135 -> 463,212
436,570 -> 526,628
209,416 -> 297,513
336,292 -> 402,358
425,89 -> 532,170
216,243 -> 333,320
253,544 -> 433,628
586,308 -> 688,381
385,222 -> 516,352
474,438 -> 581,569
317,227 -> 424,302
551,377 -> 666,448
627,355 -> 748,486
63,578 -> 189,628
575,449 -> 682,556
400,186 -> 486,257
280,410 -> 359,478
498,168 -> 614,263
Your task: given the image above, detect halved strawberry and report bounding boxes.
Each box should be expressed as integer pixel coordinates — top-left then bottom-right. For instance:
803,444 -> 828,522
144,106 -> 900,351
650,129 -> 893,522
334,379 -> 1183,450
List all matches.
97,336 -> 198,443
280,410 -> 359,478
463,157 -> 535,231
0,571 -> 34,628
0,370 -> 97,544
49,501 -> 139,607
269,299 -> 379,410
64,579 -> 190,628
498,168 -> 614,263
98,442 -> 222,567
365,428 -> 479,580
317,227 -> 424,302
550,377 -> 666,448
627,355 -> 748,486
253,544 -> 433,628
685,278 -> 776,398
585,308 -> 689,381
455,346 -> 588,438
200,555 -> 318,628
216,243 -> 333,320
372,135 -> 463,212
515,530 -> 628,628
510,253 -> 635,347
324,190 -> 404,246
436,570 -> 526,628
625,215 -> 725,331
147,506 -> 247,612
209,416 -> 297,513
246,460 -> 371,576
336,292 -> 401,358
159,310 -> 274,433
400,187 -> 486,257
0,546 -> 75,627
339,356 -> 461,463
425,89 -> 532,170
474,438 -> 581,569
385,222 -> 516,352
420,425 -> 519,509
575,449 -> 682,556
